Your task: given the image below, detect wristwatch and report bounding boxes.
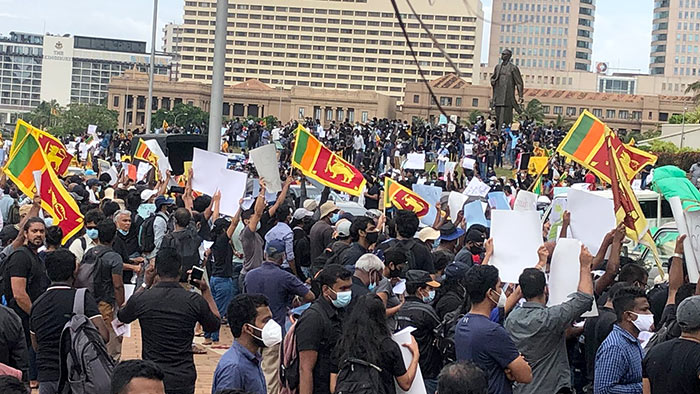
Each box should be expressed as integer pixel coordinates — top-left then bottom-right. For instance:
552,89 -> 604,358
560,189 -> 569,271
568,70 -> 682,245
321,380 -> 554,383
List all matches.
672,253 -> 684,259
141,283 -> 149,289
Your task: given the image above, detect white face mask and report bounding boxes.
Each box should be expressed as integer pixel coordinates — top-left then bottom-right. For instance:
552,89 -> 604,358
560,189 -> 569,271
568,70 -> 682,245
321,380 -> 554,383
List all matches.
630,312 -> 654,333
490,288 -> 507,308
248,320 -> 283,347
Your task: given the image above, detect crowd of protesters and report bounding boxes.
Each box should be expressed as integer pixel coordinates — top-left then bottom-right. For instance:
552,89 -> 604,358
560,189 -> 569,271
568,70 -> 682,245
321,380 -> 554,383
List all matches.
0,112 -> 695,394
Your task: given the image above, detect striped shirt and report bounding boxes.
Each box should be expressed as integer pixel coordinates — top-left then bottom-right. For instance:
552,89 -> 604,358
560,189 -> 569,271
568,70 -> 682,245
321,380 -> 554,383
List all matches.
594,324 -> 643,394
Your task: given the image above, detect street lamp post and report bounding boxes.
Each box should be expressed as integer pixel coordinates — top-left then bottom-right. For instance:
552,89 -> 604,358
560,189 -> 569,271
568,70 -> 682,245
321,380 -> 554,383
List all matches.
681,106 -> 687,149
145,0 -> 158,133
207,0 -> 227,152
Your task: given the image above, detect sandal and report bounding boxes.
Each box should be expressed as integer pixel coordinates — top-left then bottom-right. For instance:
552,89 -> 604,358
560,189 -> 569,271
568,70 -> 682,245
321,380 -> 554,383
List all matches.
192,344 -> 208,354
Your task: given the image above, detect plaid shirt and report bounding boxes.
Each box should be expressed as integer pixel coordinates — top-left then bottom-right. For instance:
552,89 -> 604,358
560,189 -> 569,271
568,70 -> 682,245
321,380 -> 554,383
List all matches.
594,324 -> 643,394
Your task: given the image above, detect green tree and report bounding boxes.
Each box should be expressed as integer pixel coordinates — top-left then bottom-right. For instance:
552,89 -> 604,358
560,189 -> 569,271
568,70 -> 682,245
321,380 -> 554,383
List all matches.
52,104 -> 118,136
685,80 -> 700,104
152,102 -> 209,131
553,114 -> 573,130
468,110 -> 483,125
20,100 -> 62,129
519,99 -> 545,124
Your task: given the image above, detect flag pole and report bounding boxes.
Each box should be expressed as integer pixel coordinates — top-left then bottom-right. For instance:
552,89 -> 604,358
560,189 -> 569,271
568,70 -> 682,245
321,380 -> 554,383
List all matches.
527,154 -> 556,192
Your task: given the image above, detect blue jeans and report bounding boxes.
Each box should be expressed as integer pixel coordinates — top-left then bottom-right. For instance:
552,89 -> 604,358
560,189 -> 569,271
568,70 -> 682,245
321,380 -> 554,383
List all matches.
424,378 -> 437,394
204,276 -> 234,342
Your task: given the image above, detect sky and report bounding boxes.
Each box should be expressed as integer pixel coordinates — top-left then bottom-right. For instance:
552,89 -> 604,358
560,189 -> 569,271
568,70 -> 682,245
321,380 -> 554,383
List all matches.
3,0 -> 653,74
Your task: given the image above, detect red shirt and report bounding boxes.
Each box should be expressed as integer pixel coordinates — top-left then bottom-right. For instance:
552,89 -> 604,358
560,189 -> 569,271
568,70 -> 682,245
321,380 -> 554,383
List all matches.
584,173 -> 596,185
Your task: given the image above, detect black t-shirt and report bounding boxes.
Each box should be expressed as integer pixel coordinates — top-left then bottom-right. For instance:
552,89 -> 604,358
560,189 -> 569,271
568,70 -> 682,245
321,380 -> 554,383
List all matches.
4,246 -> 48,316
29,287 -> 101,382
643,338 -> 700,394
364,184 -> 380,210
210,235 -> 233,278
377,337 -> 408,394
396,297 -> 442,379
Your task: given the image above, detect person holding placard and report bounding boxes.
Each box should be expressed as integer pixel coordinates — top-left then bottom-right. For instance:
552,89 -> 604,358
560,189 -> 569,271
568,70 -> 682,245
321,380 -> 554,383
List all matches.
505,245 -> 594,394
455,265 -> 532,394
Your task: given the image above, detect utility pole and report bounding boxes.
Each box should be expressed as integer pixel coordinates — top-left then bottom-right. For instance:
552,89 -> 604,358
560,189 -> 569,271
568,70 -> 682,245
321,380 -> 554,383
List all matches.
208,0 -> 227,152
145,0 -> 158,133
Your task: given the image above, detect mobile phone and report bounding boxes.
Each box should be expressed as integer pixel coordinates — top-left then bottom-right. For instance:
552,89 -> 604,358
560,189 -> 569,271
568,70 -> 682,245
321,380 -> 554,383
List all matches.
169,186 -> 185,194
189,266 -> 204,286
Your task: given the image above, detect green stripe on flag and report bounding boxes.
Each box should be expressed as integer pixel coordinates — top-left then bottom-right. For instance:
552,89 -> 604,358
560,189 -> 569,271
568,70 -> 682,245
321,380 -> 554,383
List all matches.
294,129 -> 309,164
561,115 -> 594,155
8,135 -> 40,174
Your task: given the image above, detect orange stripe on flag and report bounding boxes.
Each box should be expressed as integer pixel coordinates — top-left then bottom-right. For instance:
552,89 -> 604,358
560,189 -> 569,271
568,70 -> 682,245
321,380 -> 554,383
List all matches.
17,151 -> 44,187
572,121 -> 605,161
300,137 -> 319,169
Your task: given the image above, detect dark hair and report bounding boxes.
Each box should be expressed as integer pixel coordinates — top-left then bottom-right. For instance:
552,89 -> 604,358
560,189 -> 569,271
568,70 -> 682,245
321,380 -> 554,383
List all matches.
193,195 -> 212,213
173,208 -> 191,228
45,249 -> 76,283
406,281 -> 429,296
619,263 -> 648,285
316,264 -> 352,289
275,204 -> 291,223
45,225 -> 63,248
125,191 -> 141,212
676,282 -> 696,306
99,173 -> 112,183
227,293 -> 269,338
97,219 -> 117,244
241,208 -> 255,221
110,359 -> 164,394
155,247 -> 182,279
519,268 -> 546,299
384,248 -> 407,268
464,265 -> 499,304
0,375 -> 26,394
24,216 -> 45,232
394,210 -> 419,238
338,294 -> 388,365
432,250 -> 453,273
349,216 -> 373,242
437,361 -> 488,394
612,286 -> 647,322
85,209 -> 106,226
211,218 -> 230,241
115,188 -> 129,202
102,201 -> 120,218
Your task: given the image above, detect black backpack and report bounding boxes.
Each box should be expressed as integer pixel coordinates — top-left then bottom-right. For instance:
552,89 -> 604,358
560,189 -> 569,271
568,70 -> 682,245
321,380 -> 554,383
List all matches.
433,309 -> 464,365
334,358 -> 385,394
6,200 -> 20,225
138,213 -> 166,253
378,239 -> 417,270
311,242 -> 350,276
161,228 -> 202,282
74,247 -> 113,301
644,318 -> 680,354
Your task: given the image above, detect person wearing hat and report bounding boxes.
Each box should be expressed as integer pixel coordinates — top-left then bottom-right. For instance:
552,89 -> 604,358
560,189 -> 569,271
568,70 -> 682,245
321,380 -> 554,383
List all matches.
643,295 -> 700,393
417,227 -> 440,251
309,219 -> 352,276
138,189 -> 158,219
309,201 -> 340,262
302,199 -> 319,221
433,262 -> 470,320
291,208 -> 314,279
397,269 -> 443,393
436,222 -> 465,257
245,239 -> 315,394
454,225 -> 487,266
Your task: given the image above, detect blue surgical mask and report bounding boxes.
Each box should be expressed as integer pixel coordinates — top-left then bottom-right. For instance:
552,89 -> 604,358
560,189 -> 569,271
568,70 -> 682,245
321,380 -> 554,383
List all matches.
86,228 -> 98,240
330,289 -> 352,308
44,217 -> 53,227
330,212 -> 341,224
256,221 -> 261,231
368,282 -> 376,292
422,290 -> 435,303
137,203 -> 156,220
118,229 -> 129,236
432,239 -> 440,249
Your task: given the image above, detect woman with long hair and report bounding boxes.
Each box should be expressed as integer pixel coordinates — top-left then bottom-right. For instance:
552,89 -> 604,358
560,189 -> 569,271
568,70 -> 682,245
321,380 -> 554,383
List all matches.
332,294 -> 420,394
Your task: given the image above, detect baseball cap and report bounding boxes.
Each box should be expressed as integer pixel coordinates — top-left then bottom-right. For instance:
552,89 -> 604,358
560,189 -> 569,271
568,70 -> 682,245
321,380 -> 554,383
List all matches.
417,227 -> 440,243
141,189 -> 158,202
405,269 -> 441,288
265,239 -> 286,256
336,219 -> 351,238
440,222 -> 465,242
677,295 -> 700,331
303,199 -> 318,212
466,227 -> 486,243
444,262 -> 469,279
154,195 -> 175,210
293,208 -> 314,221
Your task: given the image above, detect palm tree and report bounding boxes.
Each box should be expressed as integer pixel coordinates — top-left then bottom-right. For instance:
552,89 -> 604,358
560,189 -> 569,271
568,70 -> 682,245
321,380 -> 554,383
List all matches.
553,114 -> 573,130
685,80 -> 700,104
519,99 -> 545,124
20,100 -> 62,129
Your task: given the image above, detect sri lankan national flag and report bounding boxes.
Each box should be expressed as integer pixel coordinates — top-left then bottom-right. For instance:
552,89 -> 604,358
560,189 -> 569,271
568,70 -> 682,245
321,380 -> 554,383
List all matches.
5,133 -> 47,196
605,131 -> 663,277
11,120 -> 72,176
384,177 -> 430,217
134,138 -> 160,179
292,125 -> 365,196
162,119 -> 169,130
35,165 -> 84,242
557,110 -> 656,183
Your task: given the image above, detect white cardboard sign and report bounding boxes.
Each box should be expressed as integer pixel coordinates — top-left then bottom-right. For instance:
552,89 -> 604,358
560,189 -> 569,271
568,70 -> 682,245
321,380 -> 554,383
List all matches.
404,153 -> 426,170
191,148 -> 229,196
464,177 -> 491,197
249,144 -> 282,193
567,188 -> 616,256
513,190 -> 537,211
491,210 -> 543,283
547,238 -> 597,317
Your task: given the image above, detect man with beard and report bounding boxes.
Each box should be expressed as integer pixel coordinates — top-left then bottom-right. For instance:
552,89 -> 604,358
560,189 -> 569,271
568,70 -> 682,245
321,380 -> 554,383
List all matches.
212,294 -> 274,394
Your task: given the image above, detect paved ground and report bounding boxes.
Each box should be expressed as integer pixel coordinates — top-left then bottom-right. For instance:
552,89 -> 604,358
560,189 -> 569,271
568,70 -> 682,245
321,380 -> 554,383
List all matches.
122,321 -> 233,394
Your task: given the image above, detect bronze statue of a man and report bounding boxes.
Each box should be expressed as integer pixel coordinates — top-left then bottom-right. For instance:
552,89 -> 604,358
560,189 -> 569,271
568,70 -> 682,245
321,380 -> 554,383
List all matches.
491,49 -> 524,129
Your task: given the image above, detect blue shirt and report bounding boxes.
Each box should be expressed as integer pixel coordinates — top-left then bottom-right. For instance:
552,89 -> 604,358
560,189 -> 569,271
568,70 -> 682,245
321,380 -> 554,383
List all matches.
212,341 -> 266,394
245,262 -> 310,329
455,313 -> 519,394
264,222 -> 295,263
594,324 -> 643,394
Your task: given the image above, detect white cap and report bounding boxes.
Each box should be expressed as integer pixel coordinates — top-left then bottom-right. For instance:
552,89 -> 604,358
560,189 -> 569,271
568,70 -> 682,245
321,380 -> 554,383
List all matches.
141,189 -> 158,202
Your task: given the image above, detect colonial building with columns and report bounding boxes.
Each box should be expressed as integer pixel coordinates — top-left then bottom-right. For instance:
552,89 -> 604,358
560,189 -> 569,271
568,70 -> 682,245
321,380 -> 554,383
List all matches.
107,69 -> 396,129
